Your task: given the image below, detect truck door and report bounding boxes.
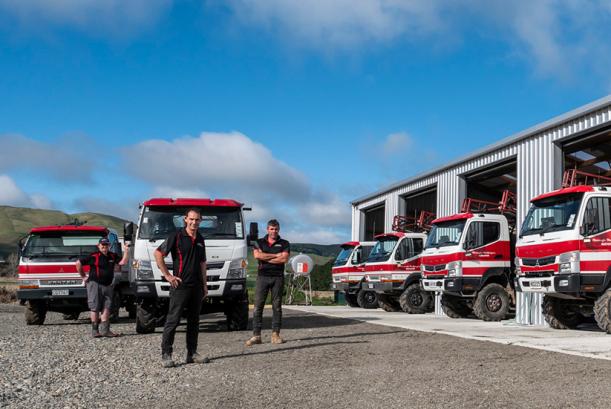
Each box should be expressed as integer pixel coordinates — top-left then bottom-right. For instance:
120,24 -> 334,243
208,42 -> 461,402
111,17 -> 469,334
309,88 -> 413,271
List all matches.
463,221 -> 503,277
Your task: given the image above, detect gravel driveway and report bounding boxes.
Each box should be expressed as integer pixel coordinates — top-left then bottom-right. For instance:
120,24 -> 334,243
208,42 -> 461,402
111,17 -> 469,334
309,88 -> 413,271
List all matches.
1,304 -> 610,409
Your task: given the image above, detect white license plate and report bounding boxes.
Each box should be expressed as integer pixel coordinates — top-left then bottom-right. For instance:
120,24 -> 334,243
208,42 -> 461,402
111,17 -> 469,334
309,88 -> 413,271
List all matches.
530,280 -> 541,289
51,289 -> 69,296
368,283 -> 374,289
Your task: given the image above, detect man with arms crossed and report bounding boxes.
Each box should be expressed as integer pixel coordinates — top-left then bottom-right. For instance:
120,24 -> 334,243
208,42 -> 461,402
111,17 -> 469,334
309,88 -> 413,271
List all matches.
245,219 -> 290,346
155,208 -> 209,368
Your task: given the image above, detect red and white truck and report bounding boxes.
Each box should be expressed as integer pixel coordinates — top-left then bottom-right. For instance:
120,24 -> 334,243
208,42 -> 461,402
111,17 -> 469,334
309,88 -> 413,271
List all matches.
16,225 -> 132,324
420,192 -> 516,321
128,198 -> 256,333
331,241 -> 376,308
516,170 -> 611,333
362,231 -> 429,313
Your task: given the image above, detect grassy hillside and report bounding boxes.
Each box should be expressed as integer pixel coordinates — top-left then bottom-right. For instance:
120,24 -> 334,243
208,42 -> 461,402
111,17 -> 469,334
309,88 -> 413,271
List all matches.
0,206 -> 130,258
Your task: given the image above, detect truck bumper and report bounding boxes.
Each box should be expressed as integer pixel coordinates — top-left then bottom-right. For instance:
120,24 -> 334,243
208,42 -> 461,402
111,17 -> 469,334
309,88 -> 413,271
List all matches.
133,279 -> 247,299
332,282 -> 361,293
444,277 -> 480,296
362,281 -> 405,294
17,287 -> 87,300
517,273 -> 580,294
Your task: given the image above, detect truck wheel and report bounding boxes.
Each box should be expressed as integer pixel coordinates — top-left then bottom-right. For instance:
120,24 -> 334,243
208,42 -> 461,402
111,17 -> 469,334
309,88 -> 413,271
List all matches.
440,294 -> 472,319
25,300 -> 47,325
543,296 -> 581,329
226,294 -> 249,331
378,294 -> 401,312
472,283 -> 511,321
126,301 -> 137,319
593,288 -> 611,334
357,290 -> 378,309
62,312 -> 80,320
399,283 -> 432,314
344,293 -> 359,308
109,291 -> 121,323
135,302 -> 157,334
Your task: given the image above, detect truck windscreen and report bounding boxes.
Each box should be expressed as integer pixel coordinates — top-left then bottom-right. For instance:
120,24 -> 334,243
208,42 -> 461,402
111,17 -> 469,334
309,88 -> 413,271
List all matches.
520,193 -> 583,237
23,232 -> 105,258
138,206 -> 244,240
367,238 -> 398,262
333,246 -> 355,266
425,220 -> 466,249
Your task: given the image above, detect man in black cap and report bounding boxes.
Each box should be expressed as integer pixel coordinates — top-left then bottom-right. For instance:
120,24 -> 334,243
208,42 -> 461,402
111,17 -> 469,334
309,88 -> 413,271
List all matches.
154,208 -> 209,368
77,237 -> 129,337
245,219 -> 290,346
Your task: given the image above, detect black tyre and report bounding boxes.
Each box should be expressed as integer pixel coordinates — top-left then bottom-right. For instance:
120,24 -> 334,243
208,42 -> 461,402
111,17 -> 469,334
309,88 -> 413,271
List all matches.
226,293 -> 249,331
378,294 -> 402,312
345,293 -> 359,308
126,301 -> 137,319
399,283 -> 433,314
25,300 -> 47,325
542,296 -> 581,329
135,302 -> 157,334
440,294 -> 472,319
357,290 -> 378,309
109,290 -> 122,323
62,312 -> 81,320
593,288 -> 611,334
472,283 -> 511,321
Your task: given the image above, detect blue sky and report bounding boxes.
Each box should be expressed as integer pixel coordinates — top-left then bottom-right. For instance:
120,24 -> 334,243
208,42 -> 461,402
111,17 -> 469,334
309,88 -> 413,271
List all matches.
0,1 -> 610,243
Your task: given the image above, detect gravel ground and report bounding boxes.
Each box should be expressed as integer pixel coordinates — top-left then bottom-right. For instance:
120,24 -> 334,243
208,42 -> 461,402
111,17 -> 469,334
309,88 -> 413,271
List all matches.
1,303 -> 610,409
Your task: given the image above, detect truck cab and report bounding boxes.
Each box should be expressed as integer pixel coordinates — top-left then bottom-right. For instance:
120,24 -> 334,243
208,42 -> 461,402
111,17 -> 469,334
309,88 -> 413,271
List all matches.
516,171 -> 611,332
331,241 -> 375,308
362,232 -> 430,313
130,198 -> 252,333
16,225 -> 130,324
421,194 -> 515,321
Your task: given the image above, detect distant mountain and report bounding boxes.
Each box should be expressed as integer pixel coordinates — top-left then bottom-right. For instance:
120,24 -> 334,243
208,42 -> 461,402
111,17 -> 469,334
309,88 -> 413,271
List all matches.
0,206 -> 130,258
290,243 -> 341,258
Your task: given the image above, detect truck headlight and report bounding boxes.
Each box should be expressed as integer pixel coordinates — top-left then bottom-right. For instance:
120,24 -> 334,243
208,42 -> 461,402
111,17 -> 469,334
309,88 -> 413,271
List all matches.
227,259 -> 247,279
447,261 -> 462,277
558,251 -> 579,274
134,259 -> 154,280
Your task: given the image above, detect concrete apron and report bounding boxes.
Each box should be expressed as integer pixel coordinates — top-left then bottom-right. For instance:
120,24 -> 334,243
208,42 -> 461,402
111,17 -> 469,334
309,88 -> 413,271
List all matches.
285,305 -> 611,361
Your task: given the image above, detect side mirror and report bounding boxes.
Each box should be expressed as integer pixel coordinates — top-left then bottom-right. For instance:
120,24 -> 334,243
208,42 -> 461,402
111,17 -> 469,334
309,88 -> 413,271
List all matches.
247,222 -> 259,246
124,222 -> 134,243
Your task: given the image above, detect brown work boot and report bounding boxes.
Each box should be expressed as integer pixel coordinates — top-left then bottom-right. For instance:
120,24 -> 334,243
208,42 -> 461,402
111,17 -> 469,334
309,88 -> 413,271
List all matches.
245,335 -> 262,347
271,331 -> 284,344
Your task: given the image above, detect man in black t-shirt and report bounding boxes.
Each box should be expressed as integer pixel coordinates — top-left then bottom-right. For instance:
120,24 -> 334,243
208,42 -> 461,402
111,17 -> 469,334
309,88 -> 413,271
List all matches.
245,219 -> 290,346
154,208 -> 209,368
77,238 -> 129,338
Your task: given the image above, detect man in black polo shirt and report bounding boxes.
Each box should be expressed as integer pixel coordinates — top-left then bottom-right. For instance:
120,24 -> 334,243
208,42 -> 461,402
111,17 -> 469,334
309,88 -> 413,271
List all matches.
77,238 -> 129,338
154,208 -> 208,368
245,219 -> 290,346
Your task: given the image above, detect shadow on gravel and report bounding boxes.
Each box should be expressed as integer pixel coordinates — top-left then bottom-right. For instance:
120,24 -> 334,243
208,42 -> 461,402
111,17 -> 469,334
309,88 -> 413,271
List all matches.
280,314 -> 372,329
290,329 -> 406,343
210,340 -> 368,361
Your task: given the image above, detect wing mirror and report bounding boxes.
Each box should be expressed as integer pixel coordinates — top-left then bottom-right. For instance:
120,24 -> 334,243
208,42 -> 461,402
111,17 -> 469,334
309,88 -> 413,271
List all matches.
124,222 -> 134,243
247,222 -> 259,246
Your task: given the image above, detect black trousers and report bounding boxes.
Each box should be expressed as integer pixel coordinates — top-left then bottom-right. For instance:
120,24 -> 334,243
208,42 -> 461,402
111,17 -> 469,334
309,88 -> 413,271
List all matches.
253,275 -> 284,335
161,284 -> 203,356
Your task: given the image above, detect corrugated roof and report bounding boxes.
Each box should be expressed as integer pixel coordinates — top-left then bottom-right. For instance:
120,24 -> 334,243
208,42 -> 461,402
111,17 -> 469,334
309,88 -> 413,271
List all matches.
352,94 -> 611,206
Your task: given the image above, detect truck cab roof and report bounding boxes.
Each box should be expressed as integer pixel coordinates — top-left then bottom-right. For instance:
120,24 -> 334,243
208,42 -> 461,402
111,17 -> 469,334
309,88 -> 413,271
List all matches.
143,198 -> 243,208
30,226 -> 109,234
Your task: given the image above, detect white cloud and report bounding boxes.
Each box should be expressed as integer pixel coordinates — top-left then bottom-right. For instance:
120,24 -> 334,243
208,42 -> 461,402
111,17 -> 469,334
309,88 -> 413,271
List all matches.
0,0 -> 171,37
0,174 -> 52,209
221,0 -> 611,82
0,133 -> 97,183
72,196 -> 139,222
381,132 -> 413,158
299,193 -> 351,227
123,131 -> 311,203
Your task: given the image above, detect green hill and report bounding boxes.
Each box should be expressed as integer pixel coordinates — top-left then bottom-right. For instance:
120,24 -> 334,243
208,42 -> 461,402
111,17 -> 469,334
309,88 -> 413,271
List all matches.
0,206 -> 130,258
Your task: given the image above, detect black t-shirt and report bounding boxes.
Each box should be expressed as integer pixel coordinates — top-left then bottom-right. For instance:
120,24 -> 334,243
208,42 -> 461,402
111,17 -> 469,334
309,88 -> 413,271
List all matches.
157,228 -> 207,286
256,235 -> 290,277
79,251 -> 119,286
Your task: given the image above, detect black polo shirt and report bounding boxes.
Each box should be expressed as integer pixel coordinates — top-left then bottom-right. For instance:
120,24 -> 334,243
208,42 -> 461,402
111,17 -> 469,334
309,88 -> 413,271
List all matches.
157,228 -> 207,286
256,235 -> 290,277
79,251 -> 120,286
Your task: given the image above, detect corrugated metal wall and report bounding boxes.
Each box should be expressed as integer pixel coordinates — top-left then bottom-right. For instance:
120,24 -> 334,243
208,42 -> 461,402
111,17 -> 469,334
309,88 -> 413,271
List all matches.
351,100 -> 611,325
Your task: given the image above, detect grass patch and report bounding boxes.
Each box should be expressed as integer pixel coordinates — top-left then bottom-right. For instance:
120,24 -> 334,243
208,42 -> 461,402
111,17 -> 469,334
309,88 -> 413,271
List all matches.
0,286 -> 17,303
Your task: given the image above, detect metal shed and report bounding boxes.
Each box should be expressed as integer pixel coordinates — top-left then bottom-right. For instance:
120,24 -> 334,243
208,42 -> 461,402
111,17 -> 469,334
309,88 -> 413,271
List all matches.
351,95 -> 611,325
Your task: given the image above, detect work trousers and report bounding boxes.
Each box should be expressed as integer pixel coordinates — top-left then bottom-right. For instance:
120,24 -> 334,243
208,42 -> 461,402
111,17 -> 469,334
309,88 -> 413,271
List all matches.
253,275 -> 284,335
161,284 -> 203,355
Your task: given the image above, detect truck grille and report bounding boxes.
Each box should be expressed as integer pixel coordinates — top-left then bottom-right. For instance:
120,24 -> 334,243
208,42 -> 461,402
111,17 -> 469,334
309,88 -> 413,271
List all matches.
207,262 -> 225,270
522,256 -> 555,266
524,271 -> 553,278
424,264 -> 446,272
